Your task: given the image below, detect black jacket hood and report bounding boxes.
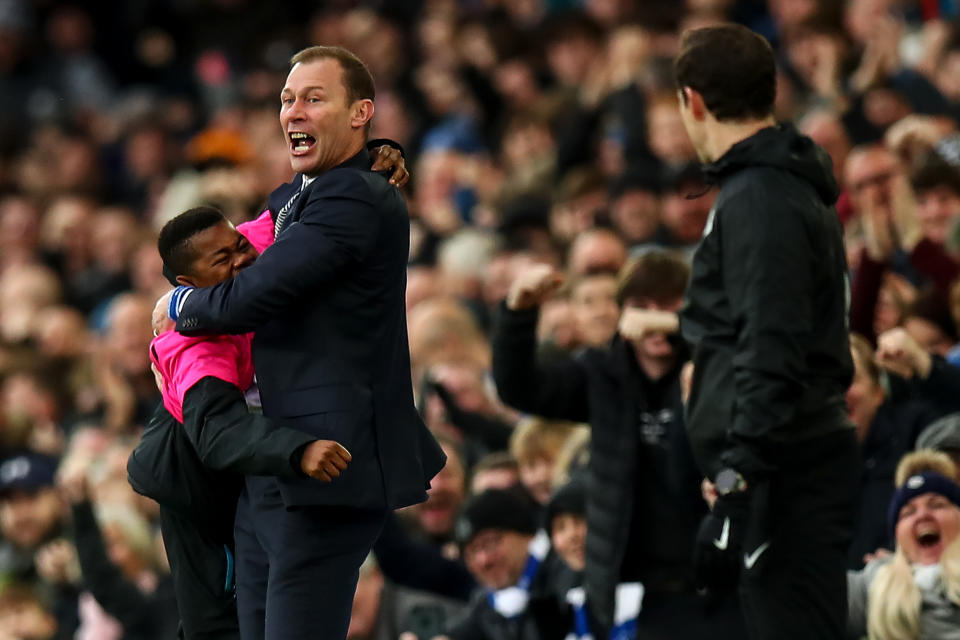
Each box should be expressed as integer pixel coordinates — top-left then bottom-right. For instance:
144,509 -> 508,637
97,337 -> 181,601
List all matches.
702,123 -> 840,206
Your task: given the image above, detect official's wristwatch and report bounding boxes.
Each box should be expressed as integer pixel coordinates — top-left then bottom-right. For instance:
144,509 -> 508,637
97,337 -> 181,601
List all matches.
714,468 -> 748,496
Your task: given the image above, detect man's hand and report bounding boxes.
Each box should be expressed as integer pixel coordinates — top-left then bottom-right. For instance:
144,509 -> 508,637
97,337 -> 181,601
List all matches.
618,308 -> 679,341
35,538 -> 81,585
693,481 -> 771,593
153,290 -> 175,336
371,145 -> 410,187
876,327 -> 933,379
506,264 -> 564,311
300,440 -> 352,482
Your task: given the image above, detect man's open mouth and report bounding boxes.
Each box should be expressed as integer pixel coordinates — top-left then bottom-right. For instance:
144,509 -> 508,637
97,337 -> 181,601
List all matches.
917,524 -> 942,548
289,132 -> 316,154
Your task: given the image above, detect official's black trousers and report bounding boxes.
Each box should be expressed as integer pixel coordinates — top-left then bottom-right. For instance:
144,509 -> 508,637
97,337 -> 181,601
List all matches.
159,507 -> 240,640
234,477 -> 388,640
739,428 -> 860,640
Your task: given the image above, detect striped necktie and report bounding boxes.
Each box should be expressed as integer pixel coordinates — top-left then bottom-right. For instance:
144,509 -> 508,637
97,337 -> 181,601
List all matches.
274,179 -> 305,238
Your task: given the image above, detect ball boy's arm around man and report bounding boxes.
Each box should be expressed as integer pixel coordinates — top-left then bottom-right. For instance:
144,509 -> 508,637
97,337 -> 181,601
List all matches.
181,376 -> 351,480
173,170 -> 380,335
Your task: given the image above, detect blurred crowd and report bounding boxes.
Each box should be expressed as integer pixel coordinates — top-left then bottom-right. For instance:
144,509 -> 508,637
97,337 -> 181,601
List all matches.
4,0 -> 960,638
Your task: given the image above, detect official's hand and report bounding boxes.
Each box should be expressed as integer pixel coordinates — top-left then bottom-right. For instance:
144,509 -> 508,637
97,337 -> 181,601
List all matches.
694,481 -> 772,593
371,145 -> 410,187
153,290 -> 175,336
300,440 -> 352,482
618,308 -> 679,341
506,264 -> 564,311
876,327 -> 933,379
693,492 -> 748,593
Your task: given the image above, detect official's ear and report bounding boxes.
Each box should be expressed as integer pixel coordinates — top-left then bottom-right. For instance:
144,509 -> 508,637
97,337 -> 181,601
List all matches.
351,99 -> 374,130
683,87 -> 707,121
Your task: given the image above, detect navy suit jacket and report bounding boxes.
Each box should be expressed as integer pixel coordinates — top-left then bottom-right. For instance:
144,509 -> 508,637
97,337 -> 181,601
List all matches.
176,148 -> 445,510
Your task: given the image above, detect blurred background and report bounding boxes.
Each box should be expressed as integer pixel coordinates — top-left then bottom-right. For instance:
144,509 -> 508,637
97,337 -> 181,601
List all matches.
2,0 -> 960,638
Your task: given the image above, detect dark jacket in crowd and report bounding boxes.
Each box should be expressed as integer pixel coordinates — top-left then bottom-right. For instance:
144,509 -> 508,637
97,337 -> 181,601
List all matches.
70,501 -> 179,640
679,123 -> 854,480
447,551 -> 574,640
848,399 -> 937,569
492,310 -> 704,631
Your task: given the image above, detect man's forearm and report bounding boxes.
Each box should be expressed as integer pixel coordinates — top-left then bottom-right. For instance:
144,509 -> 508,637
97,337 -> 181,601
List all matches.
182,377 -> 314,477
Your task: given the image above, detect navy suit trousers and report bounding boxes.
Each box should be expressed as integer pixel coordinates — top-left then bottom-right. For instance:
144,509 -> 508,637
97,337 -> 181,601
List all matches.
235,476 -> 388,640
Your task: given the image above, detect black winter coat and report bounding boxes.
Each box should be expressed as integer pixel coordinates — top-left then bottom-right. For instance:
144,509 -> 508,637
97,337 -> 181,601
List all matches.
492,306 -> 703,630
679,123 -> 854,480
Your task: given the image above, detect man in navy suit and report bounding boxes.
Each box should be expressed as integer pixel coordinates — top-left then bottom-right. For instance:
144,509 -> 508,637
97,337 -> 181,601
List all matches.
159,45 -> 446,640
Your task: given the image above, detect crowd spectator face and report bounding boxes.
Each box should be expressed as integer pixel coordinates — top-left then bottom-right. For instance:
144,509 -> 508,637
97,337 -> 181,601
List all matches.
103,295 -> 154,378
551,512 -> 586,572
846,336 -> 885,442
661,183 -> 713,245
510,420 -> 579,504
0,587 -> 57,640
610,187 -> 661,245
347,557 -> 384,639
0,264 -> 62,344
0,195 -> 40,268
844,146 -> 902,216
537,298 -> 580,351
414,441 -> 466,540
567,230 -> 628,275
570,273 -> 619,348
91,208 -> 138,275
935,46 -> 960,103
98,504 -> 154,581
280,54 -> 372,177
406,266 -> 442,314
914,184 -> 960,247
0,489 -> 63,550
647,95 -> 697,166
33,306 -> 88,359
903,315 -> 955,358
894,492 -> 960,566
629,296 -> 683,363
41,196 -> 94,266
463,529 -> 534,590
800,110 -> 852,185
875,275 -> 912,337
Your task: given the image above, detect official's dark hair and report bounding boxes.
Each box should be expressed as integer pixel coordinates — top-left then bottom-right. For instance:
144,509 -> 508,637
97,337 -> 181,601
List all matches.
289,46 -> 375,104
157,206 -> 227,283
616,250 -> 690,307
674,24 -> 776,122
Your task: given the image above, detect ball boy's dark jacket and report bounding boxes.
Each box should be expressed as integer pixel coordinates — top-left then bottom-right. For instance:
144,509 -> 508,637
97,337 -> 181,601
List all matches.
492,307 -> 704,631
679,123 -> 854,480
127,378 -> 315,528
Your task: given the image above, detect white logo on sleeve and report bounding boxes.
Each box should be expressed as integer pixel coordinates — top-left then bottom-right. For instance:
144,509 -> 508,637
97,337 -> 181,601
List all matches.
713,517 -> 731,550
743,541 -> 771,570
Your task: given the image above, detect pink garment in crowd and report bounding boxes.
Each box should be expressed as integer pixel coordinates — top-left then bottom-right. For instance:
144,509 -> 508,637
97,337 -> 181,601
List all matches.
149,210 -> 275,422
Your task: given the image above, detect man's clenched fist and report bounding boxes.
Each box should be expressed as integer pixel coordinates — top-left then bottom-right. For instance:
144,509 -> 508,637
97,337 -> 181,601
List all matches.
506,264 -> 564,311
301,440 -> 352,482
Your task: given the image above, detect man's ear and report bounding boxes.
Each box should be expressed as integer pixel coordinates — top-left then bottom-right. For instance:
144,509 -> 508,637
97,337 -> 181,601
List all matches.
351,99 -> 374,130
684,87 -> 707,121
175,274 -> 196,287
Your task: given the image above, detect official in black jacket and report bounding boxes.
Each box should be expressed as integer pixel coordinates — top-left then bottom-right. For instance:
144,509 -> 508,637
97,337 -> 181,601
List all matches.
675,25 -> 858,639
493,251 -> 744,638
163,46 -> 445,640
